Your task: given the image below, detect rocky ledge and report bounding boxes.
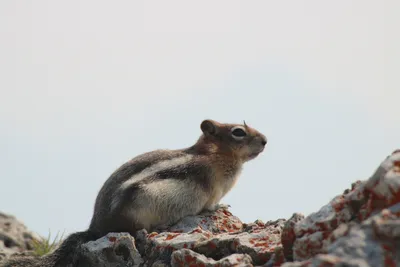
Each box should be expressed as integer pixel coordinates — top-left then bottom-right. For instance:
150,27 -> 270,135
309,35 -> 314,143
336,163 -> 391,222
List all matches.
1,149 -> 399,267
0,213 -> 40,262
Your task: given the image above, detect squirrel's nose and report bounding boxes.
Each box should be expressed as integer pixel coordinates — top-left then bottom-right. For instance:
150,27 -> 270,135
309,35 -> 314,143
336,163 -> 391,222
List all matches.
261,138 -> 267,146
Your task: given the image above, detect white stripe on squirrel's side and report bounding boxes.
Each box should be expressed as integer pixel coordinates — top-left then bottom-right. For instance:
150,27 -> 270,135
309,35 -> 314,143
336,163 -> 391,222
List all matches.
120,155 -> 194,189
110,155 -> 195,212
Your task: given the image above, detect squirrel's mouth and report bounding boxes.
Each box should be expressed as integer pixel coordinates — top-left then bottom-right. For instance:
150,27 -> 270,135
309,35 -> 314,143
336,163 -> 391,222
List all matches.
248,148 -> 264,159
248,153 -> 259,159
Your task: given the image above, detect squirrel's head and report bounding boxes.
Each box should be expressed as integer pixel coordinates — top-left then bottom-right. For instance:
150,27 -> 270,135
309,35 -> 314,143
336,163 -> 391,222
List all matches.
199,119 -> 267,162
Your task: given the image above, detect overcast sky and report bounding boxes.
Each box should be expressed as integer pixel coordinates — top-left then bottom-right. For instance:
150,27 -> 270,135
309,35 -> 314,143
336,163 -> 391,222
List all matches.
0,1 -> 399,238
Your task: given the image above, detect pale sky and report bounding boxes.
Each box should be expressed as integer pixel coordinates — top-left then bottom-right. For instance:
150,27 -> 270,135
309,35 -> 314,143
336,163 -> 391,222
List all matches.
0,1 -> 399,238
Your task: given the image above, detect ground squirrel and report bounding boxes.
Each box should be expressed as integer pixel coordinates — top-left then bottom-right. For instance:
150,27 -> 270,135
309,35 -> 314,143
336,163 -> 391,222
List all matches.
2,119 -> 267,267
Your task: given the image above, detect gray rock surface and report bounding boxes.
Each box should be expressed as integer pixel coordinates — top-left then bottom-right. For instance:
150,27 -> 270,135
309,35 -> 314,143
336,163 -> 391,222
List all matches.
79,232 -> 143,267
171,249 -> 253,267
282,204 -> 400,266
0,212 -> 40,262
137,208 -> 284,266
1,149 -> 400,267
281,149 -> 400,267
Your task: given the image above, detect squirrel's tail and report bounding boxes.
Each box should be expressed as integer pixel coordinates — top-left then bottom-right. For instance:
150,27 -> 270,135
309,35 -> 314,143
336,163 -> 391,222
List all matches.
47,230 -> 98,267
1,230 -> 98,267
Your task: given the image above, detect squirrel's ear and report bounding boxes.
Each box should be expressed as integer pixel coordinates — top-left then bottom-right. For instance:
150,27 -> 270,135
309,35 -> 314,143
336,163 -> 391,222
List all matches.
201,120 -> 218,136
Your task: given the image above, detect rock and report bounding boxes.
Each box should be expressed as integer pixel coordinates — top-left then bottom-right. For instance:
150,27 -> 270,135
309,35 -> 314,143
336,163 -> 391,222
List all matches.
140,207 -> 285,266
195,218 -> 285,265
1,149 -> 400,267
281,149 -> 400,266
0,212 -> 41,262
281,214 -> 305,261
281,205 -> 400,266
157,207 -> 244,234
79,232 -> 144,267
324,204 -> 400,266
171,248 -> 253,267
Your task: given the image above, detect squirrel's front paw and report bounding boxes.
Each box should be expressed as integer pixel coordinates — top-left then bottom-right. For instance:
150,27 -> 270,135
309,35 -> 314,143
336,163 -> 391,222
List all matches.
204,203 -> 231,212
215,203 -> 231,210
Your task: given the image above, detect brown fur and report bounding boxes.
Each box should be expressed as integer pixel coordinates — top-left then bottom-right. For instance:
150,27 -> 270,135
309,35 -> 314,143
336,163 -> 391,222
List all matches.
1,119 -> 267,267
188,119 -> 267,211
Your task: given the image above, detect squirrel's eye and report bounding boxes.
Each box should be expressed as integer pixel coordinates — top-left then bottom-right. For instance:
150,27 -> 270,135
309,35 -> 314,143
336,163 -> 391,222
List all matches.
231,128 -> 247,138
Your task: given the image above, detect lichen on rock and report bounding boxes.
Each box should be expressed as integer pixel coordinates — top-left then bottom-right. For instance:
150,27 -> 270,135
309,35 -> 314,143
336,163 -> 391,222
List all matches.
0,212 -> 41,262
281,149 -> 400,267
79,232 -> 144,267
1,149 -> 400,267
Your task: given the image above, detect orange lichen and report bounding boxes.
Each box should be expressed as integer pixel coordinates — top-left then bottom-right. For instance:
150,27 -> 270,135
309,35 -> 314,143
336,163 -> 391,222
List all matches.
233,240 -> 239,249
294,235 -> 325,260
208,241 -> 217,249
258,253 -> 271,264
108,236 -> 117,242
203,232 -> 212,238
382,244 -> 396,267
366,181 -> 400,218
184,253 -> 196,264
189,228 -> 203,234
173,255 -> 184,267
332,195 -> 347,212
165,233 -> 180,241
222,209 -> 232,217
232,223 -> 240,230
147,232 -> 158,239
248,235 -> 279,252
256,221 -> 264,227
273,249 -> 286,266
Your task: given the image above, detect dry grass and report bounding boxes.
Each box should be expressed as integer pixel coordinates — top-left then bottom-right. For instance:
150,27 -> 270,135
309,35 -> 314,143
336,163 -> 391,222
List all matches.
30,230 -> 64,256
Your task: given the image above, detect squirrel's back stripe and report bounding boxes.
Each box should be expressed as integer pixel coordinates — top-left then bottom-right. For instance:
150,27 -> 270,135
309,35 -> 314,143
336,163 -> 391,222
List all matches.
120,155 -> 194,189
110,155 -> 194,211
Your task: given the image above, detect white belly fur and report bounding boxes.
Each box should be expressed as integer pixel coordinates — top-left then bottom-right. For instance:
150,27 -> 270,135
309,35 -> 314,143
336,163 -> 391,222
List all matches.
124,168 -> 242,230
204,168 -> 242,210
128,179 -> 209,230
